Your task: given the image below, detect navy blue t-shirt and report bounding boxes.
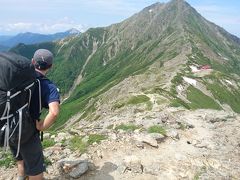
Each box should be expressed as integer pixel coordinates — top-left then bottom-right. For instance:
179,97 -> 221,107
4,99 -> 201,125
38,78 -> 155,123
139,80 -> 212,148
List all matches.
29,72 -> 60,120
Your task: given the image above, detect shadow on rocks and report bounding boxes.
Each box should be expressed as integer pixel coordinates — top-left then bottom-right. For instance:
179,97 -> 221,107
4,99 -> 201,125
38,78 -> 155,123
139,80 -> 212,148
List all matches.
82,161 -> 118,180
45,162 -> 118,180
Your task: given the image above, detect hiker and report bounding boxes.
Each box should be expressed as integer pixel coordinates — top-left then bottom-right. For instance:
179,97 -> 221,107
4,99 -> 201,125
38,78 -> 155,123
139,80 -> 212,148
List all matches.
10,49 -> 60,180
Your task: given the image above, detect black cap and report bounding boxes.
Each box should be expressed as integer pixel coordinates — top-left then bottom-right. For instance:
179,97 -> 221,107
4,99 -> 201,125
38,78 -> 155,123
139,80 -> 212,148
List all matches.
33,49 -> 53,69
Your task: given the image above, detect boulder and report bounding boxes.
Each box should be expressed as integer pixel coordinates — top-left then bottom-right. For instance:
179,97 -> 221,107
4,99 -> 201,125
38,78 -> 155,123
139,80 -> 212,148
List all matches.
122,155 -> 143,173
55,132 -> 68,143
43,133 -> 51,139
149,133 -> 166,143
134,134 -> 160,148
166,129 -> 180,140
57,159 -> 89,178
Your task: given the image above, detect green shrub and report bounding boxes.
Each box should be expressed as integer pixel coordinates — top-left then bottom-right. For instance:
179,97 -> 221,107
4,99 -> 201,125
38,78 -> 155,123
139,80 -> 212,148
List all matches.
113,102 -> 125,109
69,136 -> 88,153
88,134 -> 107,145
148,125 -> 166,135
69,134 -> 107,153
127,95 -> 150,105
0,151 -> 15,168
113,95 -> 152,110
115,124 -> 140,131
171,73 -> 183,85
146,101 -> 153,111
42,139 -> 56,149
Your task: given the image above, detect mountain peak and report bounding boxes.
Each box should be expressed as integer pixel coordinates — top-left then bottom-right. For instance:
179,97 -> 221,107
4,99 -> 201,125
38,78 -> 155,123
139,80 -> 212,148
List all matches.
117,0 -> 192,41
66,28 -> 80,34
143,0 -> 186,9
168,0 -> 186,5
170,0 -> 185,3
144,2 -> 163,9
166,0 -> 191,10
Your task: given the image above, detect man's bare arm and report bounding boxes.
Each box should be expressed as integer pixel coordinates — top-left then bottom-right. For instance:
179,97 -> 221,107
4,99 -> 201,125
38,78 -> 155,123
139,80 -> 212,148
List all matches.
36,101 -> 60,131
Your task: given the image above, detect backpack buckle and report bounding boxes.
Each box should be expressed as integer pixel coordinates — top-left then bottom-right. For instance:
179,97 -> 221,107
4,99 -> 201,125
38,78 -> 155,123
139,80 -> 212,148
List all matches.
6,91 -> 11,102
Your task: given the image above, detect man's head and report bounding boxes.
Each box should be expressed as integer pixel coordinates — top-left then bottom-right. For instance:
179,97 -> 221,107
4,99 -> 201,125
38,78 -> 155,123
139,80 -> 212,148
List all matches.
32,49 -> 54,71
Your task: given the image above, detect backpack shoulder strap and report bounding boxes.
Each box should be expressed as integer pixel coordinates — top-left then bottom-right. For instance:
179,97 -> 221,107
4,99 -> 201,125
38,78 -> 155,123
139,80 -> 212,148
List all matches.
37,76 -> 49,81
35,79 -> 42,114
35,75 -> 48,142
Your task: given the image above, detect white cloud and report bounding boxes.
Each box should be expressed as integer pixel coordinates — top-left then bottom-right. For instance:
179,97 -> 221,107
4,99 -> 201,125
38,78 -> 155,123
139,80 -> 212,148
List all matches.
0,17 -> 87,34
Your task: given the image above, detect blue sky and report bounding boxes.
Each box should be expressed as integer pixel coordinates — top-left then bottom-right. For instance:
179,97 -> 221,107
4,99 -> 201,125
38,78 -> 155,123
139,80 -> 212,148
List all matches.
0,0 -> 239,37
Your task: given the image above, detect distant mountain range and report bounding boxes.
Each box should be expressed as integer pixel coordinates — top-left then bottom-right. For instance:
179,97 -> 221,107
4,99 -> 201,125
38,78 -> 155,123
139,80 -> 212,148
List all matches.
0,45 -> 8,51
0,28 -> 80,51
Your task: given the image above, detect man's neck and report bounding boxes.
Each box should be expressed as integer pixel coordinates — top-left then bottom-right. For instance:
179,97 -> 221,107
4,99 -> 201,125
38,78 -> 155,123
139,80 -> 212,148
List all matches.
35,68 -> 47,76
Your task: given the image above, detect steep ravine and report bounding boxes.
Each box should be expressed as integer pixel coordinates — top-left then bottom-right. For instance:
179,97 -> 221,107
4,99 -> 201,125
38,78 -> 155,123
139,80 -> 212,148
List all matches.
62,39 -> 99,102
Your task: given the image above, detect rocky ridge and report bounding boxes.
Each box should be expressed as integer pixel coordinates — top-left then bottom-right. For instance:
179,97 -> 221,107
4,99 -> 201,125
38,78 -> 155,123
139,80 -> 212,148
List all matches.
1,108 -> 239,179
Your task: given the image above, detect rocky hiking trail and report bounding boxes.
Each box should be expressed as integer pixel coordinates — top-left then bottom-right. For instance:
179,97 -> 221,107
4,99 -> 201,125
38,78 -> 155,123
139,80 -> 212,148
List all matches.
1,109 -> 240,180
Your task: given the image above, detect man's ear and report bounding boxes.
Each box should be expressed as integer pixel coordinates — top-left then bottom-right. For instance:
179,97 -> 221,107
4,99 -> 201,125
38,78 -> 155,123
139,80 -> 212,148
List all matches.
32,59 -> 36,64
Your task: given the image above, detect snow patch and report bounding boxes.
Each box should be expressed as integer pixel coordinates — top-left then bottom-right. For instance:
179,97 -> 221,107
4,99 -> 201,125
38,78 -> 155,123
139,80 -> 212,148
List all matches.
183,77 -> 197,86
177,85 -> 184,92
225,80 -> 233,85
149,9 -> 153,13
68,28 -> 80,34
190,65 -> 200,73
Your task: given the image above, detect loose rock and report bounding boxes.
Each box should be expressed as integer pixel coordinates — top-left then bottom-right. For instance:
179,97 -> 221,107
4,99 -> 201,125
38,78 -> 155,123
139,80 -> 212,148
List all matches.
57,159 -> 89,178
123,155 -> 143,174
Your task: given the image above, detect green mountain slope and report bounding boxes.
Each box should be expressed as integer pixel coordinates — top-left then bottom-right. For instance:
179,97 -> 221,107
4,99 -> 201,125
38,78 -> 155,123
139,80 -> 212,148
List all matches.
11,0 -> 240,130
